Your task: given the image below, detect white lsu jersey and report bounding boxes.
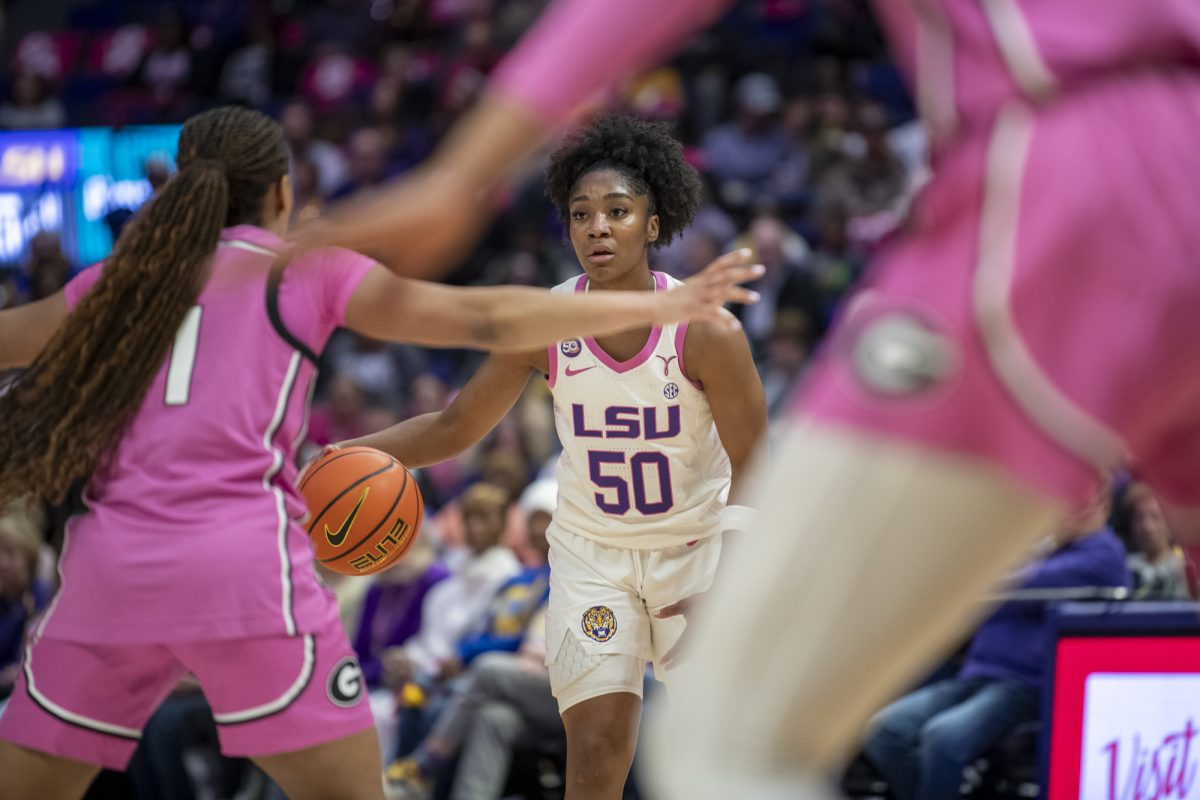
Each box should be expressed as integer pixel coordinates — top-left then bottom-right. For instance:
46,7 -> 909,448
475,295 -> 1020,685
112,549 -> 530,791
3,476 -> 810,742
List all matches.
546,272 -> 731,549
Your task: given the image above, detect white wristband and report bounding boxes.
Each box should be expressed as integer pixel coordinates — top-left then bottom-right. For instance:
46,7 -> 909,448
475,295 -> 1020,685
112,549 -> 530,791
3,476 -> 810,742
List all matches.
720,504 -> 759,535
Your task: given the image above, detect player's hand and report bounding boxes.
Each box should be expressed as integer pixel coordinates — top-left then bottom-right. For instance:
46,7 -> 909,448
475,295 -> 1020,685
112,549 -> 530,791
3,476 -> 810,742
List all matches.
296,443 -> 342,486
287,164 -> 489,280
653,593 -> 704,668
655,249 -> 764,330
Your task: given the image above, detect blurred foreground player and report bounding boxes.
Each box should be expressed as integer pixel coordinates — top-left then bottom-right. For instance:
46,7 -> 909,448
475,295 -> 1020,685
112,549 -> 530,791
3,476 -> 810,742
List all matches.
298,0 -> 1200,797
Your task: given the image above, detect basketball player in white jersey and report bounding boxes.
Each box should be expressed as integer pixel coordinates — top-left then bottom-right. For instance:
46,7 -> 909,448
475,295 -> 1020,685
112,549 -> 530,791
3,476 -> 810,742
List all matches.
344,116 -> 766,799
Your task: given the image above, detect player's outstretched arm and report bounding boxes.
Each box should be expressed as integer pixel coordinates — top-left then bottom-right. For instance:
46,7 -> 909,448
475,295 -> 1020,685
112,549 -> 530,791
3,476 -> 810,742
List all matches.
0,292 -> 68,370
342,352 -> 538,468
342,250 -> 761,354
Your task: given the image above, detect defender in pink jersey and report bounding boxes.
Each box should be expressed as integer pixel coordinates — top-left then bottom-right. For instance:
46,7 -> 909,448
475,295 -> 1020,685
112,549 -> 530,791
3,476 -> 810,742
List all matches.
0,107 -> 762,800
294,0 -> 1200,797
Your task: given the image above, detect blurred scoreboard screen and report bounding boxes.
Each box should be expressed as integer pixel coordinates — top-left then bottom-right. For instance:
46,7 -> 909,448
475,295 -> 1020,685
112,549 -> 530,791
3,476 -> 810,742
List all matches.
0,125 -> 181,266
1047,613 -> 1200,799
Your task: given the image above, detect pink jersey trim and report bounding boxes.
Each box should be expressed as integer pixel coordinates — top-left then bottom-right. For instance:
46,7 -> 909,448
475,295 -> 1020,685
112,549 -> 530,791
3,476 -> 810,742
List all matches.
578,272 -> 666,374
912,0 -> 959,144
264,352 -> 303,637
211,634 -> 315,724
979,0 -> 1057,99
221,224 -> 282,252
972,104 -> 1127,470
673,321 -> 704,391
22,639 -> 142,739
32,489 -> 91,640
547,341 -> 559,389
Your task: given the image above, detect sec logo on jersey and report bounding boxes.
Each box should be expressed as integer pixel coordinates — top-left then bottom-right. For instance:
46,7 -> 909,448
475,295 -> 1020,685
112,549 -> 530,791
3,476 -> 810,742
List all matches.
582,606 -> 617,642
664,382 -> 679,399
561,339 -> 582,358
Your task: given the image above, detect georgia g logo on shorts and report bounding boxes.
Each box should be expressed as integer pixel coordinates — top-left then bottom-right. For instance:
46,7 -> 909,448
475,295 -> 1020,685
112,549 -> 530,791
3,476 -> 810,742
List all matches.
327,657 -> 364,707
581,606 -> 617,642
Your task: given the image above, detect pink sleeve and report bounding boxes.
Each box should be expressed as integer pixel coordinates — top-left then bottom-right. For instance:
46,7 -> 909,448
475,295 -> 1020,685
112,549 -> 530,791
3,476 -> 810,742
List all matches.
489,0 -> 731,123
315,247 -> 376,328
284,246 -> 376,344
63,264 -> 104,311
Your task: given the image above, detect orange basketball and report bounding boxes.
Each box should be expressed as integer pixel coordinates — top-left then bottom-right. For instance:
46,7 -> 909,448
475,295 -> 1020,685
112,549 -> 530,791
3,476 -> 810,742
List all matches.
299,446 -> 424,576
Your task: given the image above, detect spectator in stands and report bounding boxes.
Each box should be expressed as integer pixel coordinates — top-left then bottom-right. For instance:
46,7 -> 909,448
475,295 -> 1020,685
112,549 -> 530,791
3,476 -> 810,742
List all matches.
369,77 -> 433,175
355,536 -> 452,760
478,225 -> 567,288
25,232 -> 71,301
307,373 -> 373,449
732,211 -> 823,347
388,610 -> 560,800
324,332 -> 417,409
280,99 -> 348,197
807,92 -> 863,210
806,204 -> 864,315
217,10 -> 277,109
0,511 -> 51,708
448,479 -> 552,672
105,158 -> 171,243
702,72 -> 791,209
861,492 -> 1131,800
767,95 -> 814,210
1120,482 -> 1191,600
845,103 -> 910,218
305,0 -> 386,54
388,483 -> 521,692
0,70 -> 65,130
652,183 -> 737,278
332,126 -> 397,199
357,537 -> 451,689
760,310 -> 811,416
387,479 -> 558,798
137,11 -> 195,118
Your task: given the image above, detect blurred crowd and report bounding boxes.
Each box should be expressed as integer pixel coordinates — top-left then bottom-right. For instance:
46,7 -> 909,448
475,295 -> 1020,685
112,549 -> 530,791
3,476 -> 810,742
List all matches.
2,1 -> 1199,799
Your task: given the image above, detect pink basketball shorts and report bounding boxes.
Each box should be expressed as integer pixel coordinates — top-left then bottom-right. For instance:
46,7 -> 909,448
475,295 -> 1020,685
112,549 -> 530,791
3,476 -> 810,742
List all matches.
797,71 -> 1200,510
0,612 -> 373,770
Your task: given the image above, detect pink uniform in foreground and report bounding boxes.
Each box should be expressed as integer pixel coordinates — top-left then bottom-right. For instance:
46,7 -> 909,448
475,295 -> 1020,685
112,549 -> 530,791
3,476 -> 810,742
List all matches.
0,225 -> 376,767
494,0 -> 1200,509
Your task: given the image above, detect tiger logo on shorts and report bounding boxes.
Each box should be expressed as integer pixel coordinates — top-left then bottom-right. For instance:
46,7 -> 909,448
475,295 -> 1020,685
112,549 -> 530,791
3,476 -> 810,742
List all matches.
581,606 -> 617,642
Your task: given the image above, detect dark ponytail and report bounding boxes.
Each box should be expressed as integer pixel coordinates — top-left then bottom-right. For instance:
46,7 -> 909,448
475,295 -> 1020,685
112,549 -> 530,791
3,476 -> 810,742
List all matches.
0,107 -> 289,505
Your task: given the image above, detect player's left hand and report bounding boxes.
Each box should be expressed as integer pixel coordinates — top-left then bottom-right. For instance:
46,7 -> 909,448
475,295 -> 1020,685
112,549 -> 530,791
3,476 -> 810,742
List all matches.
653,593 -> 704,668
655,249 -> 764,330
296,443 -> 342,486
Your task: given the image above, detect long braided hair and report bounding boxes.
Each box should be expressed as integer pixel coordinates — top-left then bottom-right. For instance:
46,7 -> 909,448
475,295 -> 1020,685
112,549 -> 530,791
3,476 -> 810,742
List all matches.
0,106 -> 290,505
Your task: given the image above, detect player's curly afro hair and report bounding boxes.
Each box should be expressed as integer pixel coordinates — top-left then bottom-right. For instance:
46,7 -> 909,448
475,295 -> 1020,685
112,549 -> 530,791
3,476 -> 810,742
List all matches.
545,115 -> 702,248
